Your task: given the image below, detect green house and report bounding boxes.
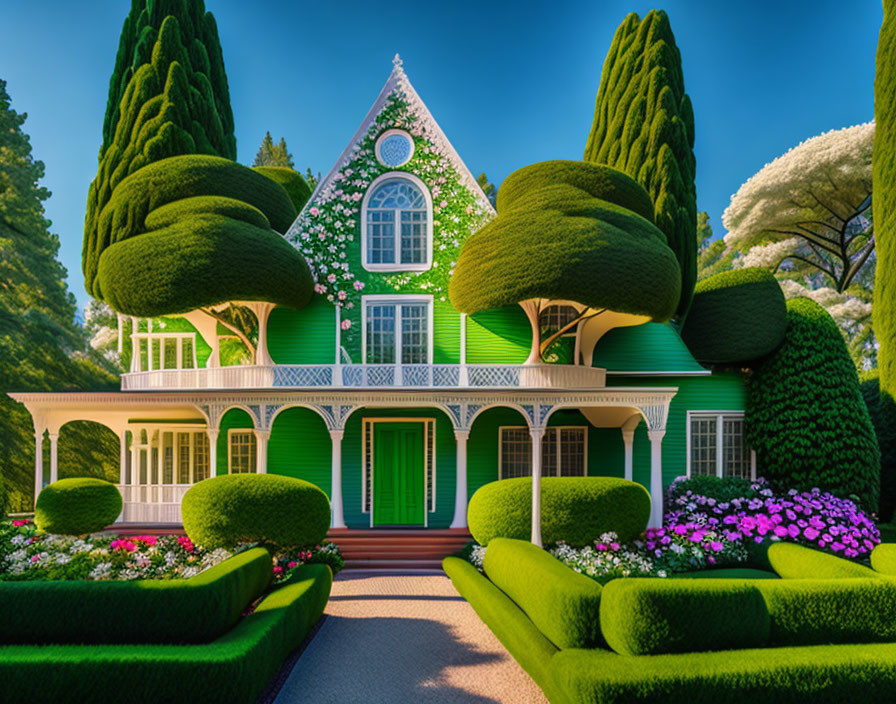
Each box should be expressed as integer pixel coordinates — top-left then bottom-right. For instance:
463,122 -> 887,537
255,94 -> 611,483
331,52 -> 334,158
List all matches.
12,57 -> 751,532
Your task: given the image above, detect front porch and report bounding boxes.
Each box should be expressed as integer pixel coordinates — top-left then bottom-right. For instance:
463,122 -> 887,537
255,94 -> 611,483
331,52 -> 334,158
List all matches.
12,387 -> 678,539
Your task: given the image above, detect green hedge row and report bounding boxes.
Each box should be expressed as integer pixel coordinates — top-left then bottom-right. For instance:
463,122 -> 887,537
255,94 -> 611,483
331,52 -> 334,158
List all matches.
483,538 -> 604,650
0,547 -> 271,644
0,563 -> 331,704
872,543 -> 896,575
767,542 -> 882,580
467,477 -> 650,547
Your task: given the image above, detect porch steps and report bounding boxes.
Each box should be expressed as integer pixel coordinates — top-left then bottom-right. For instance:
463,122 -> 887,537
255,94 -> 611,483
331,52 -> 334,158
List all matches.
327,528 -> 472,570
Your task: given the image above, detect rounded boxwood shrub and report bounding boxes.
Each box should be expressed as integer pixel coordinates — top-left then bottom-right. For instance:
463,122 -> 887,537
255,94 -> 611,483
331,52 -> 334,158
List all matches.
35,478 -> 123,535
467,477 -> 650,547
181,474 -> 330,549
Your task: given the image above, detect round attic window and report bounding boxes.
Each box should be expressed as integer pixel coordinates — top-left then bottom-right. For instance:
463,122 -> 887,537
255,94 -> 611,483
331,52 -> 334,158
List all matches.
376,129 -> 414,167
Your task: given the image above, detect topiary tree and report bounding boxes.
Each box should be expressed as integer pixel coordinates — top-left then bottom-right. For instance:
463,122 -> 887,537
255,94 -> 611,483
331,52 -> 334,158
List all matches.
467,477 -> 650,547
681,268 -> 787,365
584,10 -> 697,319
875,0 -> 896,516
181,474 -> 330,549
450,160 -> 681,366
252,166 -> 311,213
34,478 -> 123,535
745,298 -> 880,511
85,0 -> 236,295
860,372 -> 896,522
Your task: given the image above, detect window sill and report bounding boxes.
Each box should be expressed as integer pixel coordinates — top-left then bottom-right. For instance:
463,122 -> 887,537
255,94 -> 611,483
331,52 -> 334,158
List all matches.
363,262 -> 432,273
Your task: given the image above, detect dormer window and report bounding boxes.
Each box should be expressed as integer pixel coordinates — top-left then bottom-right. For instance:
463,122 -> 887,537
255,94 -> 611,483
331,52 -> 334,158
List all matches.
362,174 -> 432,272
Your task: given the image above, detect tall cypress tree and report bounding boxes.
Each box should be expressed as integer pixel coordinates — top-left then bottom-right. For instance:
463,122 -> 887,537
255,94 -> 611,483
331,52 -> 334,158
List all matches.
83,0 -> 236,296
584,10 -> 697,318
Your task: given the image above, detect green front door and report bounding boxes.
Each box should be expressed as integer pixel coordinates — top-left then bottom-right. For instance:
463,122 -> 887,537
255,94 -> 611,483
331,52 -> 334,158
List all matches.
373,422 -> 425,526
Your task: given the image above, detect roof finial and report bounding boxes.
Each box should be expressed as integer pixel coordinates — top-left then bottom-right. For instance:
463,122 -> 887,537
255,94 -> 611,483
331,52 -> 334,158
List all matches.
393,53 -> 403,69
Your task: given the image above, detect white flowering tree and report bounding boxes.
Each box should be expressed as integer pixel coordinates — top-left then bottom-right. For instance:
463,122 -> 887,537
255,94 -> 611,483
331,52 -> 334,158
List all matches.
722,123 -> 875,365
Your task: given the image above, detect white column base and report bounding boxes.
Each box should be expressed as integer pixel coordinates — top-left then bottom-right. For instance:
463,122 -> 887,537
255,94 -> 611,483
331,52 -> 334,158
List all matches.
330,429 -> 346,529
48,431 -> 60,484
530,427 -> 545,547
648,429 -> 666,528
450,430 -> 470,528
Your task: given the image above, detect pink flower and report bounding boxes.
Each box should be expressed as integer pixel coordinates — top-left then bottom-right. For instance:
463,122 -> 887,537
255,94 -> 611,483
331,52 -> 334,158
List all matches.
352,280 -> 365,291
465,205 -> 474,215
288,561 -> 299,569
314,283 -> 327,294
12,519 -> 30,527
30,554 -> 41,563
309,206 -> 320,216
134,535 -> 157,546
337,290 -> 347,301
273,566 -> 283,575
341,319 -> 352,330
111,539 -> 137,552
327,273 -> 337,283
177,536 -> 194,552
439,200 -> 448,209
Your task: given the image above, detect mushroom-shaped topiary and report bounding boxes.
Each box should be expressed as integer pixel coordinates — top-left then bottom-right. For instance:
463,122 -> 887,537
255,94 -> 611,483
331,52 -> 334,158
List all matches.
252,166 -> 312,213
449,160 -> 681,364
181,474 -> 331,549
681,268 -> 788,365
35,478 -> 123,535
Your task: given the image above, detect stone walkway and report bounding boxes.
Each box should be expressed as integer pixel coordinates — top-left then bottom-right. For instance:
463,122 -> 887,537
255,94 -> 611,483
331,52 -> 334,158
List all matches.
273,570 -> 549,704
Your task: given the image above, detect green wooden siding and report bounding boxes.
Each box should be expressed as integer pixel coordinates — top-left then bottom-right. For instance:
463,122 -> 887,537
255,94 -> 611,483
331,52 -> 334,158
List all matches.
465,306 -> 531,364
342,408 -> 456,529
433,301 -> 460,363
593,323 -> 706,373
216,408 -> 254,476
268,407 -> 332,496
268,298 -> 336,364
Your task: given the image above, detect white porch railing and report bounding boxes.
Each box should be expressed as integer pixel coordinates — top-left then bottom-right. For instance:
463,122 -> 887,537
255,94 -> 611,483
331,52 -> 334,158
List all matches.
120,364 -> 606,391
119,484 -> 191,523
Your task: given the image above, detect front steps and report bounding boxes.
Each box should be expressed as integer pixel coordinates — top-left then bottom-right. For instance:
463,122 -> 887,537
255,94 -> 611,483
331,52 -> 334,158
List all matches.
327,528 -> 472,570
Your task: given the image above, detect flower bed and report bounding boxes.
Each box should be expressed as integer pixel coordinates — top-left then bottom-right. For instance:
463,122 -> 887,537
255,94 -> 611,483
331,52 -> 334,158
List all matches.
0,519 -> 343,582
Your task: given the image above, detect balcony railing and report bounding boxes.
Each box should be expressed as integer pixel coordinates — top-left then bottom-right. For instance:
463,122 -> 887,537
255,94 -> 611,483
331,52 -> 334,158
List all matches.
120,363 -> 607,391
119,484 -> 191,523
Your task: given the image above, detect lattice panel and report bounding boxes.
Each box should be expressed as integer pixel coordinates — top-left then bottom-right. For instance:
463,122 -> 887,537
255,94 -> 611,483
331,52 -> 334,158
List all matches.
432,365 -> 460,387
468,366 -> 520,387
402,365 -> 431,386
273,366 -> 333,387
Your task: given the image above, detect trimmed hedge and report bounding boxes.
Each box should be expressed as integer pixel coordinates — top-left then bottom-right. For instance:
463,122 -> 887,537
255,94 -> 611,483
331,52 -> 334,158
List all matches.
252,166 -> 311,212
0,547 -> 271,644
871,543 -> 896,574
0,563 -> 332,704
600,578 -> 769,656
745,298 -> 881,510
483,538 -> 604,650
34,478 -> 122,535
467,476 -> 650,547
449,160 -> 681,322
181,474 -> 330,549
767,542 -> 882,580
680,268 -> 787,364
861,372 -> 896,522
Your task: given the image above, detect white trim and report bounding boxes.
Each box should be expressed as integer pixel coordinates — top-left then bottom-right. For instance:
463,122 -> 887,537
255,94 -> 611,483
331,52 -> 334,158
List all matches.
685,410 -> 753,480
375,128 -> 415,167
362,417 -> 436,527
360,171 -> 433,272
227,428 -> 257,474
361,294 -> 434,366
498,425 -> 588,479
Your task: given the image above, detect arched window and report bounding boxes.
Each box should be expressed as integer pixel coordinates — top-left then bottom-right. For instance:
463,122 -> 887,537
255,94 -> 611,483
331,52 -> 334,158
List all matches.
364,177 -> 430,270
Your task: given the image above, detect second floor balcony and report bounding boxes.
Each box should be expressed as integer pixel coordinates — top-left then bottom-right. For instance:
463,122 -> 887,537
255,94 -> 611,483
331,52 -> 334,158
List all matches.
120,362 -> 607,391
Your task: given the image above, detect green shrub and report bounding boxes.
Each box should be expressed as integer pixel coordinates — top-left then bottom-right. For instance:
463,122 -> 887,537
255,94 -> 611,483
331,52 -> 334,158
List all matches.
767,542 -> 882,579
871,543 -> 896,574
0,547 -> 271,644
745,298 -> 881,511
0,478 -> 7,519
252,166 -> 311,212
670,567 -> 778,580
467,476 -> 650,547
680,268 -> 787,364
34,478 -> 122,535
0,563 -> 332,704
483,538 -> 604,649
181,474 -> 330,549
450,160 -> 681,324
861,372 -> 896,522
666,474 -> 762,504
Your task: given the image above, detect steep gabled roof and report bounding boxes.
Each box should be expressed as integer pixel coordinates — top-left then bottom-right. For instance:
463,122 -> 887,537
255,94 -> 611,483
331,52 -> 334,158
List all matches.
296,54 -> 495,221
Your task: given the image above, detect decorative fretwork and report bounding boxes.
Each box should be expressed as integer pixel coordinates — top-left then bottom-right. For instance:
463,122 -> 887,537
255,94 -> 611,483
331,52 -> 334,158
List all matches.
273,366 -> 334,387
432,365 -> 460,387
467,366 -> 520,387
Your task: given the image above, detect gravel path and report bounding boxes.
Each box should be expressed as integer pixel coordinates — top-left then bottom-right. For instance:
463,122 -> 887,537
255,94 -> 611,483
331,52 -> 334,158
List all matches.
273,570 -> 549,704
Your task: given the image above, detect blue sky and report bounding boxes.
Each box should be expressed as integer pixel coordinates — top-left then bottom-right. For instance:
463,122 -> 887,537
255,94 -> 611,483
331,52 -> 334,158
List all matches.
0,0 -> 882,311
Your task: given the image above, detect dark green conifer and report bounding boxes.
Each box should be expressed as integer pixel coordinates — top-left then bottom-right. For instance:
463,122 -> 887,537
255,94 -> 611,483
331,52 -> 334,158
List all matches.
584,10 -> 697,318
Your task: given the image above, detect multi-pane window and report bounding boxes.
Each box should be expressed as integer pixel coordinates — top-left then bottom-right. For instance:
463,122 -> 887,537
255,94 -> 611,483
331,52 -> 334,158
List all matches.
540,305 -> 580,336
688,412 -> 752,479
364,299 -> 430,364
365,179 -> 429,269
499,427 -> 587,479
129,429 -> 209,485
229,431 -> 257,474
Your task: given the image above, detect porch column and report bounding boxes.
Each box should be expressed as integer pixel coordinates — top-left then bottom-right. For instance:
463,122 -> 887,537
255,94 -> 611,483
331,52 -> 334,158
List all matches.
530,426 -> 546,547
450,429 -> 470,528
648,429 -> 665,528
459,313 -> 469,387
119,429 -> 128,485
621,416 -> 639,482
329,429 -> 346,529
207,428 -> 219,478
48,431 -> 60,484
33,429 -> 44,506
254,429 -> 270,474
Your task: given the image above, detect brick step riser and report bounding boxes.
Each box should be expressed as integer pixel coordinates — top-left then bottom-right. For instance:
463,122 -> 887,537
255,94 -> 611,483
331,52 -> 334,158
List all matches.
331,541 -> 470,550
345,560 -> 444,570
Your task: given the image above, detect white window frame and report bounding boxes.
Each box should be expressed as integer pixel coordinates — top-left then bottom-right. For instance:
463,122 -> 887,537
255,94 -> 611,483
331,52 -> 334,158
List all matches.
126,425 -> 208,486
228,429 -> 257,474
498,426 -> 588,479
131,331 -> 198,372
686,411 -> 756,480
361,417 -> 437,526
375,129 -> 415,168
360,172 -> 433,272
361,294 -> 434,365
